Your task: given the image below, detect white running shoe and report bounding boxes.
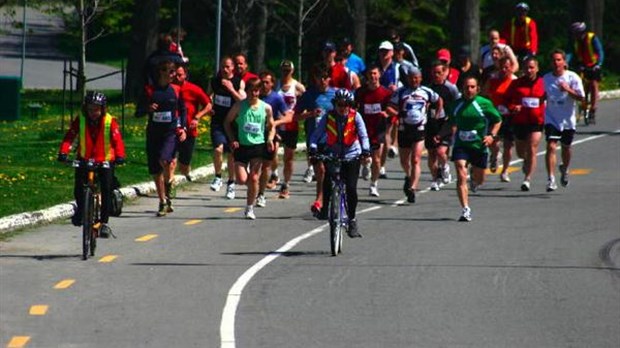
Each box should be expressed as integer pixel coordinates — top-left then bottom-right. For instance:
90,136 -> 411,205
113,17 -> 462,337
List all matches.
256,193 -> 267,208
442,164 -> 452,184
302,167 -> 314,183
226,183 -> 236,199
459,206 -> 472,222
379,166 -> 387,179
500,172 -> 511,183
244,206 -> 256,220
430,181 -> 440,191
210,177 -> 223,191
369,185 -> 380,197
387,146 -> 398,158
361,163 -> 371,181
546,178 -> 557,192
521,180 -> 531,191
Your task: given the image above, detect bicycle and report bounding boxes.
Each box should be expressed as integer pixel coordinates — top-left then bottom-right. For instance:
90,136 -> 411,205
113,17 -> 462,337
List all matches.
577,67 -> 594,126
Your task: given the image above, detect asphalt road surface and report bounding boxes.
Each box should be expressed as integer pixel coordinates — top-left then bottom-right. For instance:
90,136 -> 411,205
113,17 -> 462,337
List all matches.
1,100 -> 619,348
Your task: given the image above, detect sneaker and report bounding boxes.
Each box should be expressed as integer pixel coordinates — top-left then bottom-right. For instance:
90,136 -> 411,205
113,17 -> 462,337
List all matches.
71,212 -> 82,227
369,185 -> 380,197
406,188 -> 416,203
546,178 -> 557,192
559,164 -> 569,187
379,166 -> 387,179
430,181 -> 440,191
441,164 -> 452,184
387,146 -> 398,158
302,167 -> 314,183
403,176 -> 411,194
225,183 -> 236,199
347,219 -> 362,238
489,156 -> 498,173
157,202 -> 167,217
165,181 -> 175,199
256,193 -> 267,208
459,206 -> 472,222
521,180 -> 531,191
210,177 -> 223,191
469,180 -> 479,193
500,172 -> 511,183
266,173 -> 279,189
99,223 -> 111,239
361,164 -> 371,180
310,200 -> 322,216
244,206 -> 256,220
165,198 -> 174,213
278,183 -> 290,199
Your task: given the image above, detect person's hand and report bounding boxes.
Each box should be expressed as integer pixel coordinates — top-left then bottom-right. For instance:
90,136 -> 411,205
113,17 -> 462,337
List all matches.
114,157 -> 125,166
266,140 -> 275,153
148,103 -> 159,112
57,153 -> 68,162
230,141 -> 240,151
482,134 -> 495,147
221,79 -> 234,92
177,128 -> 187,142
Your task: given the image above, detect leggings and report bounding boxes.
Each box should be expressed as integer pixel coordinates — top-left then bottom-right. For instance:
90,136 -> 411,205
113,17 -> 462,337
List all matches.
322,159 -> 361,219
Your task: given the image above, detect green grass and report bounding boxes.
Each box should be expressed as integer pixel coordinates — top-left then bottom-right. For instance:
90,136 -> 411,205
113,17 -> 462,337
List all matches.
0,90 -> 215,218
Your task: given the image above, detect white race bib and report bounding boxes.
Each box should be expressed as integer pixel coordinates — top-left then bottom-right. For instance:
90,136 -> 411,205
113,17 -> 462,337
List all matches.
242,122 -> 261,135
152,111 -> 172,123
363,103 -> 382,115
522,97 -> 540,108
458,129 -> 478,142
214,94 -> 232,108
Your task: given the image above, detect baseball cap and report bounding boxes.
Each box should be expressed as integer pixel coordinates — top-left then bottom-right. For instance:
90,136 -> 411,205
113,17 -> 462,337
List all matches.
436,48 -> 451,62
378,41 -> 394,51
323,41 -> 337,52
280,60 -> 294,70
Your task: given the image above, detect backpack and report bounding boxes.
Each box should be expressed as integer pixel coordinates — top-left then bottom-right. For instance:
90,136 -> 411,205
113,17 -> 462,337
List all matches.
110,175 -> 123,217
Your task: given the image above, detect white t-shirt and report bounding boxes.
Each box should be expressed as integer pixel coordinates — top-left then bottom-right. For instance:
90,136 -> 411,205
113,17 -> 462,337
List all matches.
543,70 -> 584,131
390,85 -> 439,126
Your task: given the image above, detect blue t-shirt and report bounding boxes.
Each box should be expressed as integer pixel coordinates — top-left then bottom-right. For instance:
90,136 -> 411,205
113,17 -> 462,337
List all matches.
295,86 -> 336,144
346,53 -> 366,75
261,90 -> 289,132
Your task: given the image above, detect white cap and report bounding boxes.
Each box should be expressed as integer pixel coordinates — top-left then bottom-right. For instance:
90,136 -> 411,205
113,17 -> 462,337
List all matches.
378,41 -> 394,50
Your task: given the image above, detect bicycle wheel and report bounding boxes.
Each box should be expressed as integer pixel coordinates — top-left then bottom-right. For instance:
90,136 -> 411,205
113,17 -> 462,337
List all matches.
329,186 -> 342,256
82,187 -> 93,260
90,194 -> 100,257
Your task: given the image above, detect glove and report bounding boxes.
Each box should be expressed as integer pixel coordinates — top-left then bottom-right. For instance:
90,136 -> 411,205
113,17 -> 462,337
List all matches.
114,157 -> 125,166
57,153 -> 68,162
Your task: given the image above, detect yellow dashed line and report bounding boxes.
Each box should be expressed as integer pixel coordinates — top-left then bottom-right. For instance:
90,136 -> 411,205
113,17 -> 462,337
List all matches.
53,279 -> 75,289
98,255 -> 118,263
7,336 -> 30,348
224,208 -> 242,213
135,234 -> 158,242
569,168 -> 592,175
184,219 -> 202,225
29,305 -> 48,316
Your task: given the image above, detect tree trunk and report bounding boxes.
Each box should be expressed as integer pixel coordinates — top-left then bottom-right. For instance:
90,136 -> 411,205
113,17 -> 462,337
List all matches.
463,0 -> 480,63
253,2 -> 268,72
77,0 -> 86,99
126,0 -> 161,101
297,0 -> 303,81
585,0 -> 604,37
352,0 -> 366,61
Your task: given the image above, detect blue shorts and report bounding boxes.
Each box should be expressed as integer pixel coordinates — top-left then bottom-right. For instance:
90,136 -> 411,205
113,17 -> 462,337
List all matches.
451,146 -> 488,169
147,129 -> 177,175
211,124 -> 230,152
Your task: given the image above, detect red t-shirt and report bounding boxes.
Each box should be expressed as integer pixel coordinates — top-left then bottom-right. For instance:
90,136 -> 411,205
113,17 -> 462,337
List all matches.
355,85 -> 392,144
239,71 -> 259,83
179,81 -> 211,137
506,75 -> 545,126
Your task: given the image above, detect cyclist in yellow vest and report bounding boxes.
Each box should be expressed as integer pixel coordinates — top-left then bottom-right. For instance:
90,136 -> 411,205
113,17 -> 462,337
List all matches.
58,91 -> 126,236
567,22 -> 605,123
502,2 -> 538,62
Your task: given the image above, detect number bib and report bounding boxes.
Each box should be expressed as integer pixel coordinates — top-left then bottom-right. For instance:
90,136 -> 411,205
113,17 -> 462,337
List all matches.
214,94 -> 232,107
522,97 -> 540,108
152,111 -> 172,123
242,122 -> 261,135
458,129 -> 478,142
363,103 -> 382,114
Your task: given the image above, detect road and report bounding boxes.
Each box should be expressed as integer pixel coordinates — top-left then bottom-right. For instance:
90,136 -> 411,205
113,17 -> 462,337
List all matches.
1,100 -> 619,348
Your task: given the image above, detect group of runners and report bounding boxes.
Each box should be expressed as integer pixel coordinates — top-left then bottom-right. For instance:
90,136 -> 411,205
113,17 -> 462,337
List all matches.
58,2 -> 605,235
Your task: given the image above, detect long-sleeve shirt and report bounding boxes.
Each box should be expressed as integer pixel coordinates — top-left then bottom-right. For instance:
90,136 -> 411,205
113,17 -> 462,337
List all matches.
59,115 -> 125,161
309,110 -> 370,161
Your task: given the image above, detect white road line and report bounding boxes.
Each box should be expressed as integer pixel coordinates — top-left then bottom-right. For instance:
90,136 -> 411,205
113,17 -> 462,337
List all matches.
219,129 -> 619,348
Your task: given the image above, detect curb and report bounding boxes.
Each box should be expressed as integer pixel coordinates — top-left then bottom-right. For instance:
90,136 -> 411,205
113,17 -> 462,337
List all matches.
0,144 -> 308,234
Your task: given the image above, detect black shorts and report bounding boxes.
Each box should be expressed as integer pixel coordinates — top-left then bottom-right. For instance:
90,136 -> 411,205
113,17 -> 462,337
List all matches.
583,67 -> 602,82
233,143 -> 271,165
451,146 -> 488,169
398,123 -> 425,148
210,124 -> 230,152
512,124 -> 543,141
424,118 -> 450,149
147,129 -> 177,175
279,130 -> 298,149
176,136 -> 196,166
498,118 -> 514,141
545,125 -> 575,146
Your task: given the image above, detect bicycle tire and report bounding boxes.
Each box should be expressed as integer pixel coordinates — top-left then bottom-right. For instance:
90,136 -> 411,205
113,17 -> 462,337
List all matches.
82,187 -> 93,260
90,194 -> 100,257
329,186 -> 342,256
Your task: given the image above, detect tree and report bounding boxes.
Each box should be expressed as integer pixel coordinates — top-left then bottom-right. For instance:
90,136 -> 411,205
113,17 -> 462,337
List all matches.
585,0 -> 604,37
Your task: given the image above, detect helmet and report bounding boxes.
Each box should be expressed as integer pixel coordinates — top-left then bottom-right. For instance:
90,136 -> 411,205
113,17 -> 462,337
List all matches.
332,89 -> 355,107
515,2 -> 529,12
570,22 -> 586,34
84,91 -> 107,106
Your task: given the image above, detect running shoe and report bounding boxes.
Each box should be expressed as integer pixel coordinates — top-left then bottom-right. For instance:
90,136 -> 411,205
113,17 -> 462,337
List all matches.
347,219 -> 362,238
310,200 -> 322,216
521,180 -> 531,191
266,173 -> 279,189
441,164 -> 452,184
406,188 -> 416,203
387,146 -> 398,158
71,211 -> 82,227
225,183 -> 236,199
244,206 -> 256,220
302,167 -> 314,183
256,193 -> 267,208
210,177 -> 223,191
361,163 -> 371,180
403,176 -> 411,194
278,183 -> 290,199
489,156 -> 498,173
546,178 -> 557,192
157,202 -> 167,217
379,166 -> 387,179
165,198 -> 174,213
369,184 -> 380,197
165,181 -> 175,199
559,164 -> 569,187
459,206 -> 472,222
430,181 -> 440,191
469,180 -> 479,193
500,172 -> 511,183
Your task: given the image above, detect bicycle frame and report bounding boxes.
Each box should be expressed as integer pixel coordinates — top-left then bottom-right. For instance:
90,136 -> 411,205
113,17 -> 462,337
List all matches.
319,154 -> 351,256
578,69 -> 593,125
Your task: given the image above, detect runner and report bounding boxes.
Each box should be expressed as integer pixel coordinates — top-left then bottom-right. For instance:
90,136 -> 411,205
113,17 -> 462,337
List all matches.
542,49 -> 584,192
502,2 -> 538,62
322,41 -> 355,91
479,29 -> 519,73
387,66 -> 442,203
376,40 -> 401,179
340,37 -> 366,76
389,29 -> 419,68
436,48 -> 460,85
455,46 -> 481,91
447,76 -> 502,222
208,56 -> 246,199
277,60 -> 306,198
234,53 -> 259,83
355,64 -> 393,197
505,56 -> 545,191
224,77 -> 275,220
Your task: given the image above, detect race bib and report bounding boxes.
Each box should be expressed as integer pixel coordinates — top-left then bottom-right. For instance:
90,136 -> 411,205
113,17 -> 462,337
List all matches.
152,111 -> 172,123
364,103 -> 382,115
522,97 -> 540,108
458,129 -> 478,142
243,122 -> 261,135
214,94 -> 232,108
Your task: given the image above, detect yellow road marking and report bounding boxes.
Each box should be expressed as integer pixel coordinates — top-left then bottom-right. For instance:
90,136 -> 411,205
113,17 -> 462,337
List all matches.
184,219 -> 202,225
7,336 -> 30,347
569,168 -> 592,175
98,255 -> 118,263
53,279 -> 75,289
486,166 -> 521,175
29,305 -> 48,316
224,208 -> 242,213
135,234 -> 158,242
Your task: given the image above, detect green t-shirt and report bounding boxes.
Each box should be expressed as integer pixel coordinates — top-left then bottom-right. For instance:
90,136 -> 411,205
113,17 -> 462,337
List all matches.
236,99 -> 267,146
447,95 -> 501,151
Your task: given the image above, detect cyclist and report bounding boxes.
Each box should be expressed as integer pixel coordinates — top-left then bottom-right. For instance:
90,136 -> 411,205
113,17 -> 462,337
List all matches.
58,91 -> 126,237
567,21 -> 604,124
543,49 -> 584,192
502,2 -> 538,62
308,89 -> 370,238
447,76 -> 502,222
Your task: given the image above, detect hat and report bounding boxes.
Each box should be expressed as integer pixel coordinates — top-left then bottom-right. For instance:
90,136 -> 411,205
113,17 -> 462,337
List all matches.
400,65 -> 421,76
458,45 -> 471,57
280,60 -> 294,70
378,41 -> 394,50
436,48 -> 451,62
323,41 -> 337,52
